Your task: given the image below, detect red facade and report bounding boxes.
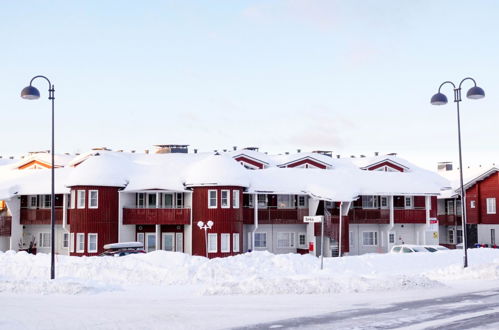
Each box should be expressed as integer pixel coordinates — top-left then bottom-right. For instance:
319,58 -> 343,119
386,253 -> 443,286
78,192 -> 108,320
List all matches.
69,186 -> 120,256
123,208 -> 190,225
20,209 -> 64,225
0,216 -> 11,236
367,161 -> 405,172
191,186 -> 244,258
234,156 -> 265,169
284,158 -> 328,169
242,208 -> 309,224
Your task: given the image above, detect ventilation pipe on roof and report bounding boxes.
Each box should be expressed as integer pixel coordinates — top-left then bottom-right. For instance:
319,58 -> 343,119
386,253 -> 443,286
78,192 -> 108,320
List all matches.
336,155 -> 340,159
285,152 -> 289,155
437,162 -> 453,172
223,149 -> 227,152
387,152 -> 397,156
194,149 -> 198,154
297,149 -> 301,153
233,146 -> 237,151
350,155 -> 355,158
375,152 -> 379,156
145,150 -> 149,154
21,156 -> 25,159
131,150 -> 136,153
360,155 -> 366,158
9,156 -> 14,159
117,150 -> 123,153
0,156 -> 2,159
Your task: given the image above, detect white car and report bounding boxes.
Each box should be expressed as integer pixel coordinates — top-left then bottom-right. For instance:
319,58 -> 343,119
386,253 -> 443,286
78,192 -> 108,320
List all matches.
390,245 -> 430,253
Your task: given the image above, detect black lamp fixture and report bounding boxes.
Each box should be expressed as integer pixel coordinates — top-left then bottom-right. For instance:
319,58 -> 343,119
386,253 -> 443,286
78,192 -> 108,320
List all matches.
430,77 -> 485,268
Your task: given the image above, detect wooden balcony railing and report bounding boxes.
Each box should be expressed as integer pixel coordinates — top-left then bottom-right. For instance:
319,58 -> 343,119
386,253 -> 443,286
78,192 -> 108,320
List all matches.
437,214 -> 462,226
394,208 -> 427,223
243,208 -> 309,224
20,208 -> 64,225
0,216 -> 11,236
123,208 -> 190,225
349,208 -> 390,224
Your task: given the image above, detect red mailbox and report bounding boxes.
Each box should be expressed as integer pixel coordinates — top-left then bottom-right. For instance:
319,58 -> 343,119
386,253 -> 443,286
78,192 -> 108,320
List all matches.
308,242 -> 314,252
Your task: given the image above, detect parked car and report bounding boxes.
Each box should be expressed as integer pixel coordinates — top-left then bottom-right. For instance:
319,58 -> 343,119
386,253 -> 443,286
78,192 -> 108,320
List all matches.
423,245 -> 450,252
390,245 -> 429,253
100,242 -> 145,257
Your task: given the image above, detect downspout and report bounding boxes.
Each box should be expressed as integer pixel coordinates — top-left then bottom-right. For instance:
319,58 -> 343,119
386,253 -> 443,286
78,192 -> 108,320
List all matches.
425,195 -> 431,245
387,195 -> 394,247
251,193 -> 258,251
62,193 -> 69,255
338,202 -> 343,257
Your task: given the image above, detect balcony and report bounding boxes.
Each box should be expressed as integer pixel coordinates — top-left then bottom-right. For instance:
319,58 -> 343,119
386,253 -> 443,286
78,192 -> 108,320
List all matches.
394,208 -> 426,223
123,208 -> 190,225
20,208 -> 64,225
437,214 -> 461,226
0,216 -> 11,236
243,207 -> 309,224
349,208 -> 390,224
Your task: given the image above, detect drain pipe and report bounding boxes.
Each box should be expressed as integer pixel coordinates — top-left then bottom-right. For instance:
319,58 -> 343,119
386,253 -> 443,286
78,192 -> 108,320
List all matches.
339,202 -> 343,257
251,193 -> 258,251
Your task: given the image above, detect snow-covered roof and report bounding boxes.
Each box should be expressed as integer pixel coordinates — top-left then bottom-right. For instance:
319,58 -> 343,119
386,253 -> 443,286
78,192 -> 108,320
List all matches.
437,166 -> 499,199
9,152 -> 73,170
272,152 -> 339,168
0,167 -> 71,199
351,154 -> 413,171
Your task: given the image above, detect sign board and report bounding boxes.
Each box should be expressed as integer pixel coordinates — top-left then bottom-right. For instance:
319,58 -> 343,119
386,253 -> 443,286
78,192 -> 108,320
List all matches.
304,216 -> 324,223
427,217 -> 439,231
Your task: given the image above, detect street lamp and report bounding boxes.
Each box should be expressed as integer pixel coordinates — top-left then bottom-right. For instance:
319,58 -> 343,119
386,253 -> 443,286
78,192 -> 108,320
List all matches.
430,77 -> 485,268
21,75 -> 56,279
197,220 -> 214,258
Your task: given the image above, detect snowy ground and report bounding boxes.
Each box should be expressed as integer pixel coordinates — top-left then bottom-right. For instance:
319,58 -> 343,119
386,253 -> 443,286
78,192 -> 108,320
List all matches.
1,249 -> 499,329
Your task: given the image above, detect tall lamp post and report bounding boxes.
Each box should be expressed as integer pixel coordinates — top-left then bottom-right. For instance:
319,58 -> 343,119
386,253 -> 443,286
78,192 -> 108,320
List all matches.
20,75 -> 56,279
197,220 -> 214,258
430,77 -> 485,268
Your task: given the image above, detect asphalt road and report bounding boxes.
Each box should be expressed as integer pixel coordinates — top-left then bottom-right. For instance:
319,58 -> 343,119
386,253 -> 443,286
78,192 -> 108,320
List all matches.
235,289 -> 499,330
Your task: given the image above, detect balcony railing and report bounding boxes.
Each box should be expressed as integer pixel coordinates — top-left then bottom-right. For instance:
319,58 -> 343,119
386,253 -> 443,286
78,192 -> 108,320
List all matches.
243,207 -> 309,224
20,208 -> 64,225
394,208 -> 426,223
349,208 -> 390,224
0,216 -> 11,236
437,214 -> 461,226
123,208 -> 190,225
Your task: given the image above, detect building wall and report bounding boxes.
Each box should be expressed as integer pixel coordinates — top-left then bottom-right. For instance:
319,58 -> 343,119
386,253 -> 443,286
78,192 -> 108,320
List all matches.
477,224 -> 499,246
21,224 -> 69,254
477,172 -> 499,224
245,224 -> 308,254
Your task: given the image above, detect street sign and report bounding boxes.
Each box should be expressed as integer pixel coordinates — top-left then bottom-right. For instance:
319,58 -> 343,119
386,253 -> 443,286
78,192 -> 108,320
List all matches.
303,216 -> 324,223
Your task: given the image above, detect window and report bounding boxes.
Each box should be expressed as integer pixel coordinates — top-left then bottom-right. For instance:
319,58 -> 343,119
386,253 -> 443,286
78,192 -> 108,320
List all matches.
89,190 -> 98,209
70,190 -> 76,209
298,233 -> 307,248
257,195 -> 267,208
175,233 -> 183,252
28,195 -> 37,209
487,198 -> 496,214
175,193 -> 184,208
39,232 -> 51,248
298,196 -> 308,208
404,196 -> 413,209
491,229 -> 496,246
208,190 -> 217,208
88,233 -> 98,253
146,233 -> 156,252
208,233 -> 218,253
63,233 -> 69,248
70,233 -> 74,252
456,229 -> 463,244
232,190 -> 240,208
137,193 -> 145,208
77,190 -> 86,209
448,230 -> 455,244
254,233 -> 267,248
221,190 -> 230,208
137,232 -> 145,245
277,195 -> 294,209
470,200 -> 476,208
41,195 -> 51,209
162,233 -> 174,251
349,231 -> 354,246
76,233 -> 85,253
380,197 -> 389,209
233,233 -> 240,252
221,233 -> 230,252
362,196 -> 378,209
446,200 -> 455,214
277,232 -> 295,248
163,193 -> 174,208
362,232 -> 378,246
246,194 -> 254,208
388,232 -> 395,244
147,193 -> 157,208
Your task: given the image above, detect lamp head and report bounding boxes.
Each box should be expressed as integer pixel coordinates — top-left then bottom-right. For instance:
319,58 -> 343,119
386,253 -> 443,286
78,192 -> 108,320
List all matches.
197,221 -> 204,229
430,92 -> 448,106
466,86 -> 485,100
20,85 -> 40,100
207,220 -> 214,228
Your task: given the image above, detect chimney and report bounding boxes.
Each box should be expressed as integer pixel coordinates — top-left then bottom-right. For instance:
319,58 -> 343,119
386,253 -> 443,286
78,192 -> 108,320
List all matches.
145,150 -> 149,154
9,156 -> 14,159
131,150 -> 136,153
374,152 -> 379,156
437,161 -> 453,172
360,155 -> 366,158
243,147 -> 259,152
312,150 -> 332,157
297,149 -> 301,153
285,152 -> 289,155
117,150 -> 123,152
233,146 -> 237,151
336,155 -> 340,159
194,149 -> 198,154
387,152 -> 397,156
350,155 -> 355,158
223,149 -> 227,152
64,153 -> 70,155
154,144 -> 189,154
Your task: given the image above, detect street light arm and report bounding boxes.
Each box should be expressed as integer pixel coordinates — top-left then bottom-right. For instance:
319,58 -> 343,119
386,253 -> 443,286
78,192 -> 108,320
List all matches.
458,77 -> 478,89
29,75 -> 54,100
437,81 -> 456,93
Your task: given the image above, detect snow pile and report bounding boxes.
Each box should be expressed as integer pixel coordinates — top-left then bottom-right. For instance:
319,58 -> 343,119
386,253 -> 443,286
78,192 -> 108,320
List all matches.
1,249 -> 499,296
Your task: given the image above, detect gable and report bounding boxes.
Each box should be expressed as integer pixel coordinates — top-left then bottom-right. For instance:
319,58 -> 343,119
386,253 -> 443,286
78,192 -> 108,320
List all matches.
364,160 -> 407,172
279,157 -> 330,169
18,160 -> 52,170
234,156 -> 266,169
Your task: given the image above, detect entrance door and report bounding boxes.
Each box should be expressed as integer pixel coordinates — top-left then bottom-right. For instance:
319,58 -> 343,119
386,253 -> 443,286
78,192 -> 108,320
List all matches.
175,232 -> 183,252
162,233 -> 175,251
145,233 -> 156,252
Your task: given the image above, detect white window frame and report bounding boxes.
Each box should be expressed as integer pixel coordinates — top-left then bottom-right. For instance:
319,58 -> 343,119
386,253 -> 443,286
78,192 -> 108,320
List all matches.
277,232 -> 295,248
221,233 -> 230,253
39,232 -> 51,248
175,232 -> 183,252
380,196 -> 389,209
388,232 -> 395,244
257,195 -> 268,209
404,196 -> 414,209
88,190 -> 98,209
233,233 -> 240,252
63,232 -> 69,248
87,233 -> 98,253
254,232 -> 267,248
208,233 -> 218,253
277,195 -> 294,209
362,196 -> 378,209
362,231 -> 378,246
146,193 -> 158,209
137,232 -> 145,245
487,198 -> 496,214
349,231 -> 354,247
41,195 -> 51,209
221,190 -> 230,208
145,233 -> 156,252
175,193 -> 184,208
470,200 -> 476,208
232,190 -> 240,209
137,193 -> 145,208
162,232 -> 175,251
70,190 -> 76,209
162,193 -> 174,209
70,233 -> 75,252
76,233 -> 85,253
28,195 -> 38,209
77,190 -> 86,209
297,196 -> 308,209
448,229 -> 455,244
208,190 -> 217,209
298,233 -> 307,248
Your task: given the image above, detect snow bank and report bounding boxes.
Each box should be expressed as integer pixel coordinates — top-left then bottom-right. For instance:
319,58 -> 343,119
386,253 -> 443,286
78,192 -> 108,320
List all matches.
1,249 -> 498,296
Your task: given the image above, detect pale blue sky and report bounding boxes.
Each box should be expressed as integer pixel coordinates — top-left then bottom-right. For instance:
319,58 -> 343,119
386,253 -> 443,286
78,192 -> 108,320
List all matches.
1,1 -> 498,169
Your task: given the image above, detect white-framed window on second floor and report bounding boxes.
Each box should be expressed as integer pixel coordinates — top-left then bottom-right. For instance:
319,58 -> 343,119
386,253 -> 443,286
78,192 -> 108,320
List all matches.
41,195 -> 51,209
446,200 -> 455,214
487,198 -> 496,214
277,232 -> 295,248
147,193 -> 157,208
162,193 -> 174,208
277,195 -> 294,209
208,233 -> 218,253
233,233 -> 240,252
63,233 -> 69,249
221,233 -> 230,253
77,190 -> 86,209
76,233 -> 85,253
257,195 -> 268,208
362,231 -> 378,246
208,190 -> 217,209
470,200 -> 476,208
254,232 -> 267,248
404,196 -> 414,209
88,233 -> 98,253
232,190 -> 240,209
297,195 -> 308,208
28,195 -> 38,209
221,190 -> 230,208
39,232 -> 51,248
380,196 -> 389,209
175,193 -> 184,208
70,190 -> 76,209
362,196 -> 378,209
89,190 -> 98,209
136,193 -> 145,208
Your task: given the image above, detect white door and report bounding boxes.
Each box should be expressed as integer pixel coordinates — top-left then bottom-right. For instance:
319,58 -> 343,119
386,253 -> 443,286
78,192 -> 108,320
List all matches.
145,233 -> 156,252
162,233 -> 175,251
175,233 -> 183,252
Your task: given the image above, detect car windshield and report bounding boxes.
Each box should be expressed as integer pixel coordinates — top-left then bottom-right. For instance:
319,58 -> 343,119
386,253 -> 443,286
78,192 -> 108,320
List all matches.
425,247 -> 438,252
412,247 -> 427,252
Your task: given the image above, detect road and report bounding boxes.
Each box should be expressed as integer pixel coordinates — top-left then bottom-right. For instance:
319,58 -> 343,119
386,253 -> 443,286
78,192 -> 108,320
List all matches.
236,289 -> 499,330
